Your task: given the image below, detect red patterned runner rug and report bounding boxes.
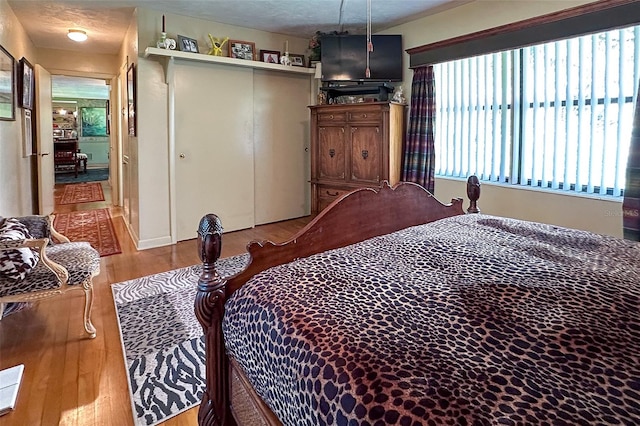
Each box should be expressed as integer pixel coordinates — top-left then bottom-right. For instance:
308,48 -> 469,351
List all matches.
53,209 -> 122,257
59,182 -> 105,205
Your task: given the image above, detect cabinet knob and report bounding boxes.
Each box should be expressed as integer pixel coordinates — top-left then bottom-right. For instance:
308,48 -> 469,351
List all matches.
329,148 -> 335,158
326,190 -> 339,196
361,150 -> 369,160
179,153 -> 186,158
329,114 -> 334,119
362,114 -> 367,118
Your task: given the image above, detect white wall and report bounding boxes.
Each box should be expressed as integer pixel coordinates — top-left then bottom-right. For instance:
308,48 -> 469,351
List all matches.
0,0 -> 38,216
434,177 -> 623,237
37,48 -> 119,79
136,9 -> 309,62
385,0 -> 623,238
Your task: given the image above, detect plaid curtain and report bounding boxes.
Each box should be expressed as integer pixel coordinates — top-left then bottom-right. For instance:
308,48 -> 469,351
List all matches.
402,66 -> 436,193
623,84 -> 640,241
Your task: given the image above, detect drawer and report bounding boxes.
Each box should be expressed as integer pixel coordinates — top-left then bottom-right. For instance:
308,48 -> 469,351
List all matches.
317,112 -> 347,123
317,186 -> 351,212
347,110 -> 382,123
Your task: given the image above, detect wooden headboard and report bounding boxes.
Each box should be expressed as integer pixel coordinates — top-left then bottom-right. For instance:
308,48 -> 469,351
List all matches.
194,178 -> 480,425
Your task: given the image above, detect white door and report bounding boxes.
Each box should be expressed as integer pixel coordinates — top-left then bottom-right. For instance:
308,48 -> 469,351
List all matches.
253,71 -> 311,224
35,65 -> 54,215
174,62 -> 255,241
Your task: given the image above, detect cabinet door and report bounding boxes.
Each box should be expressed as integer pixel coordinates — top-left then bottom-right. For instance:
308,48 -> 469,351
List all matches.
318,126 -> 346,180
350,125 -> 382,183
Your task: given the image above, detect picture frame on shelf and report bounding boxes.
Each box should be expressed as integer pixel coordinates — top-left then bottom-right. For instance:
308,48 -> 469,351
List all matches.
289,54 -> 305,67
229,40 -> 256,61
260,49 -> 280,64
126,62 -> 137,136
177,35 -> 199,53
18,57 -> 34,110
0,43 -> 15,121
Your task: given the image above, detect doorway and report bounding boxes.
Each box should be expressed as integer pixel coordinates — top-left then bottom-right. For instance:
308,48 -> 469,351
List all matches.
51,75 -> 111,187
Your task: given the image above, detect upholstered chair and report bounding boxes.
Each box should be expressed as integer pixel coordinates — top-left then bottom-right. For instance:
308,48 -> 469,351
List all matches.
0,215 -> 100,338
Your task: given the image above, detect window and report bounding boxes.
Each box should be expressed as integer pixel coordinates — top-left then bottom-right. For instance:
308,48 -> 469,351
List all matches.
434,25 -> 640,197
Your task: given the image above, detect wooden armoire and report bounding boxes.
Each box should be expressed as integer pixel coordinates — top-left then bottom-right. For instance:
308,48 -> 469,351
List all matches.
309,102 -> 406,213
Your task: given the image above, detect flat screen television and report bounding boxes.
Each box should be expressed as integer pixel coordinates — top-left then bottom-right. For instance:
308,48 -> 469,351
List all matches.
320,34 -> 403,83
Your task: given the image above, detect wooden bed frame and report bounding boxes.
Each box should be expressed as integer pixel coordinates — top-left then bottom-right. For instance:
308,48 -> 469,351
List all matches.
195,178 -> 480,425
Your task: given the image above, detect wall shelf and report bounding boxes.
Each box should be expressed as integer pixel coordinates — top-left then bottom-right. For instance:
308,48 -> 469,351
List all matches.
144,47 -> 315,76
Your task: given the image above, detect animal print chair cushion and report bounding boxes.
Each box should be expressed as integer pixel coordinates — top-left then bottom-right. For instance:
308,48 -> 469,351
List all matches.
0,218 -> 39,281
14,215 -> 51,241
0,242 -> 99,298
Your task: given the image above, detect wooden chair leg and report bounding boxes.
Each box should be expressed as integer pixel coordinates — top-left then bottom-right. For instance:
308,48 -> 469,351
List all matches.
83,280 -> 96,338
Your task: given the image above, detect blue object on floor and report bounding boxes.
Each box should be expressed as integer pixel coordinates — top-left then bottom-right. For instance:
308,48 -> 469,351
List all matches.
56,168 -> 109,184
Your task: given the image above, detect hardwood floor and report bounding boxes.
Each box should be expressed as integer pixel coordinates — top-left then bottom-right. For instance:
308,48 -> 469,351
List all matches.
0,181 -> 312,426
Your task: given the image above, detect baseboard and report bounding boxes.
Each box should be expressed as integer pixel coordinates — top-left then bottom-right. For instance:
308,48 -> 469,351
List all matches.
0,364 -> 24,416
121,215 -> 175,250
136,235 -> 174,250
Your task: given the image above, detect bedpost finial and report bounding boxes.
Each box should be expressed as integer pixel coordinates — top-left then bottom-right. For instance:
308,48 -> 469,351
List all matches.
466,175 -> 481,214
198,214 -> 223,264
195,214 -> 229,426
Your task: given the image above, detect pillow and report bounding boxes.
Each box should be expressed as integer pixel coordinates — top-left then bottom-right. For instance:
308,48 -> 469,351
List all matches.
0,218 -> 39,281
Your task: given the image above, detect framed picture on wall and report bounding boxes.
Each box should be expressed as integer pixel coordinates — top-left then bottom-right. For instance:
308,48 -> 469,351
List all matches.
229,40 -> 255,61
18,57 -> 34,110
105,99 -> 111,135
22,109 -> 33,156
80,106 -> 107,136
127,62 -> 136,136
0,43 -> 15,121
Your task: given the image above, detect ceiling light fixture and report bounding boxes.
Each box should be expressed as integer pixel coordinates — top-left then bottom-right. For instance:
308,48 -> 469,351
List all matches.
68,29 -> 87,42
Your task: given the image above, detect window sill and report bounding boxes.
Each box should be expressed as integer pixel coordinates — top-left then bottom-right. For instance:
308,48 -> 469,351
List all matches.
436,175 -> 624,203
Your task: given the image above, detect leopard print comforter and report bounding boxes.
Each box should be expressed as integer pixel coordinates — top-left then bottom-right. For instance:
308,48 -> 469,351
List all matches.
223,214 -> 640,425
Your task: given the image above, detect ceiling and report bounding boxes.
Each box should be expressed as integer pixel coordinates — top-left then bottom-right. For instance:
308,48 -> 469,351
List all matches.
7,0 -> 469,55
7,0 -> 469,100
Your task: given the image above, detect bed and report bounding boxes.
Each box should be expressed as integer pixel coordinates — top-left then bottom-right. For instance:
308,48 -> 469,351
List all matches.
194,178 -> 640,425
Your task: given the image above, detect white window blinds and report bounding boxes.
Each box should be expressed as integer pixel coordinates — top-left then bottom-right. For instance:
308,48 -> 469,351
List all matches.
434,25 -> 640,197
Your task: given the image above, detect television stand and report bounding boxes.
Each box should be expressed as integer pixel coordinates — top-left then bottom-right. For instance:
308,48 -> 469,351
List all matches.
320,83 -> 395,103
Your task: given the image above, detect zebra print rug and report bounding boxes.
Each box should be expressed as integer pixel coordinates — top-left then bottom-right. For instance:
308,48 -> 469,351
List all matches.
112,254 -> 249,426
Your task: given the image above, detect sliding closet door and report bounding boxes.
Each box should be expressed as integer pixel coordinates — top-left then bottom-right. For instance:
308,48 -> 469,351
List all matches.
174,62 -> 254,241
253,70 -> 311,224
